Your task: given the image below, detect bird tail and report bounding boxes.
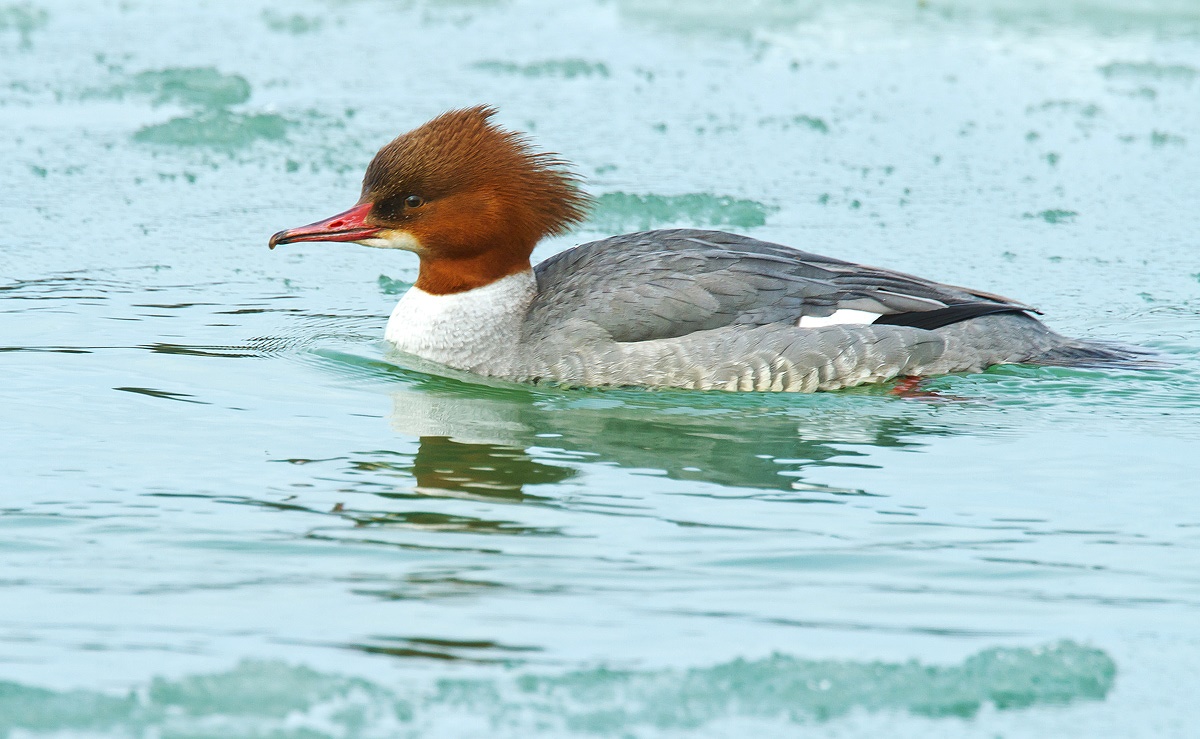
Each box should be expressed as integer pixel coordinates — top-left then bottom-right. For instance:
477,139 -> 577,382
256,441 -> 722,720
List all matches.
1029,338 -> 1163,369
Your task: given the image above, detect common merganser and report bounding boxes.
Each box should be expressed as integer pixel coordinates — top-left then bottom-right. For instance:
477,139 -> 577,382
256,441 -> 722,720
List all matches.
269,106 -> 1143,392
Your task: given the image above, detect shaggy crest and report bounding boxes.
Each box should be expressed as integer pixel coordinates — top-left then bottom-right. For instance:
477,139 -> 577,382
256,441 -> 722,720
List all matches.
362,106 -> 590,242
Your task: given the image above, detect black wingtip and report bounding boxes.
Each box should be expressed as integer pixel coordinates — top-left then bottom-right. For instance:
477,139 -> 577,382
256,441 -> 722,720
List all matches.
874,304 -> 1026,331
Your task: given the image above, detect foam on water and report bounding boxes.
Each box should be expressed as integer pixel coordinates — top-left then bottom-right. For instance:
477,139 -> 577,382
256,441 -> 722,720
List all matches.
0,642 -> 1113,737
134,110 -> 293,149
0,2 -> 47,47
589,192 -> 778,231
2,0 -> 1200,736
472,59 -> 612,79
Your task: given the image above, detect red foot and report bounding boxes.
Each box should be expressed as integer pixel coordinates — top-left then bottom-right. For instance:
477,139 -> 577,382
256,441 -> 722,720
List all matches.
890,376 -> 926,396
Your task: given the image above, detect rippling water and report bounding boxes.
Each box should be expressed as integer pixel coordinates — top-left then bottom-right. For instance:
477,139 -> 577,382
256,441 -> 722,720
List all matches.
3,0 -> 1200,736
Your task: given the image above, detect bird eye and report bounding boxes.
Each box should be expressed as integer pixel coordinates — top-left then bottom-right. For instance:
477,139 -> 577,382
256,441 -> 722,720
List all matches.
404,195 -> 424,208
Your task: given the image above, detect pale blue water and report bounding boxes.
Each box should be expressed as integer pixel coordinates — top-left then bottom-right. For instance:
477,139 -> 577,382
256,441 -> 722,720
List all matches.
3,1 -> 1200,736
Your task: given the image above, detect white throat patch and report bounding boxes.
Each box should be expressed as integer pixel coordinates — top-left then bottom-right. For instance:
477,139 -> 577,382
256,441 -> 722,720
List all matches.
384,270 -> 537,373
357,229 -> 423,251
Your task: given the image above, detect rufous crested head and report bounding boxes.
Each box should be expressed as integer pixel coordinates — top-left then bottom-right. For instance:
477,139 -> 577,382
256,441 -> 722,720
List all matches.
269,106 -> 590,295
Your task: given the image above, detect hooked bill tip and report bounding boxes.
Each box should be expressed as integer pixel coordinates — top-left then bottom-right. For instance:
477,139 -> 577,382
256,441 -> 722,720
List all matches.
265,204 -> 380,249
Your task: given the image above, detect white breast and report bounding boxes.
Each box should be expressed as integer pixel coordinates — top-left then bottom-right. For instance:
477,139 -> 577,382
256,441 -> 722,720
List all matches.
384,270 -> 536,373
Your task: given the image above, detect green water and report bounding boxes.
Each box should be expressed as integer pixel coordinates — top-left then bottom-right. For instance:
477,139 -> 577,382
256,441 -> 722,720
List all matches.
3,1 -> 1199,736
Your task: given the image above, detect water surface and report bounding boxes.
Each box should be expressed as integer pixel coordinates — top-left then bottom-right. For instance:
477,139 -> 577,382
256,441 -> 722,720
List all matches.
3,0 -> 1200,736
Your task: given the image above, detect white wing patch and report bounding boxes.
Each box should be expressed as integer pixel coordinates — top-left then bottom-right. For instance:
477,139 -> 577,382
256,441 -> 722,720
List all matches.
798,309 -> 882,328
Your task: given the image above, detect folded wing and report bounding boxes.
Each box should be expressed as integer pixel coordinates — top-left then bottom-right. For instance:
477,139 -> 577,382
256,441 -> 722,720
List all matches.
527,229 -> 1033,343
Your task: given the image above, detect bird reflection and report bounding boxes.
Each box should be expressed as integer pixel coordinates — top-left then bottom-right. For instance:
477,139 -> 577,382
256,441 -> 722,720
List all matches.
376,369 -> 959,497
409,436 -> 575,500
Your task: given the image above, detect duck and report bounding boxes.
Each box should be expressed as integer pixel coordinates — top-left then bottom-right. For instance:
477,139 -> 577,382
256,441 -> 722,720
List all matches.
269,105 -> 1143,392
